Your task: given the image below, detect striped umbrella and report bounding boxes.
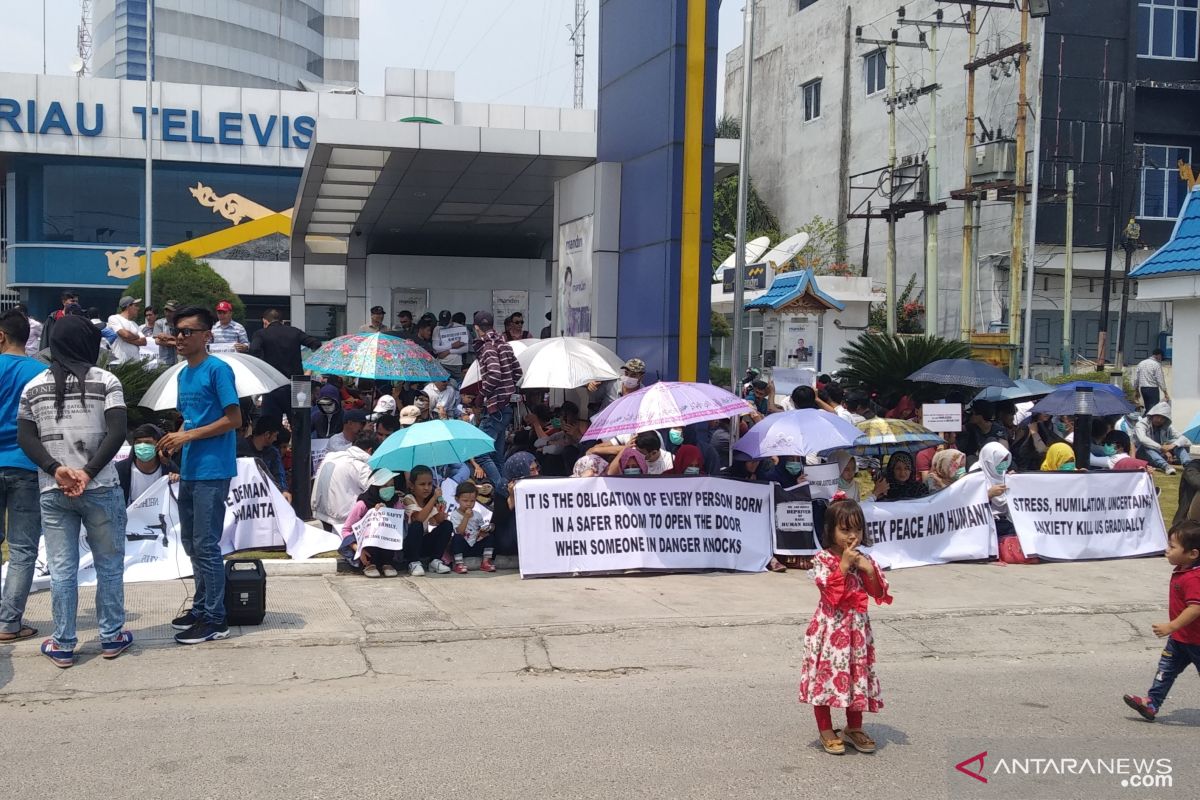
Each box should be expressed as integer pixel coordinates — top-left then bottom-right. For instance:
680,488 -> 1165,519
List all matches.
303,332 -> 449,382
819,417 -> 944,458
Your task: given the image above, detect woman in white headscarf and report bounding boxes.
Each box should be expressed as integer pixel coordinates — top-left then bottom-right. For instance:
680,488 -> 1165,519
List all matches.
833,451 -> 889,502
969,441 -> 1015,536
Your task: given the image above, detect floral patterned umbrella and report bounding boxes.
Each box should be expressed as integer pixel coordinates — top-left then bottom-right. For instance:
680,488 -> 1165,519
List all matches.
303,332 -> 449,382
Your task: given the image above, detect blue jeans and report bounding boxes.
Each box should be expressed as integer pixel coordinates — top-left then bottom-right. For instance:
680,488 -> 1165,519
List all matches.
1147,638 -> 1200,710
40,485 -> 127,648
475,407 -> 512,499
0,468 -> 42,634
1138,445 -> 1193,470
179,478 -> 231,625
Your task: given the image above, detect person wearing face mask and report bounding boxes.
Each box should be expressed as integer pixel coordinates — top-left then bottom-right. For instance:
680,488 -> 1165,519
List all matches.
611,448 -> 650,476
311,395 -> 343,440
589,358 -> 648,414
925,448 -> 966,494
339,469 -> 406,578
969,441 -> 1015,537
667,445 -> 705,476
767,455 -> 807,488
117,424 -> 178,505
1040,442 -> 1078,472
832,451 -> 888,502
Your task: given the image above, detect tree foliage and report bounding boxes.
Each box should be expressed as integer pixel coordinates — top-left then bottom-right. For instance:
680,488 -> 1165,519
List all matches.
711,174 -> 781,272
124,252 -> 246,321
783,215 -> 852,276
837,333 -> 972,406
106,360 -> 172,428
868,274 -> 926,334
710,310 -> 732,338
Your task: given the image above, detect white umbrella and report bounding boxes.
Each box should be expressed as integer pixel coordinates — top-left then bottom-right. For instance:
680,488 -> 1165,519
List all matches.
459,339 -> 534,391
515,337 -> 624,389
139,353 -> 289,410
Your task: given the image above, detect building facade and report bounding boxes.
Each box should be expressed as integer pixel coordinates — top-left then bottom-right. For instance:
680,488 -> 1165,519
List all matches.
727,0 -> 1182,371
93,0 -> 359,90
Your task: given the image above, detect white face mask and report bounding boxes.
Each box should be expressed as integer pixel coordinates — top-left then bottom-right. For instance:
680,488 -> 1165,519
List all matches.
621,376 -> 640,389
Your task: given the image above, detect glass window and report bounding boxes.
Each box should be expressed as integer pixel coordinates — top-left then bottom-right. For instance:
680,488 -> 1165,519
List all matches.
802,79 -> 821,121
1138,144 -> 1192,220
865,50 -> 887,96
1138,1 -> 1199,60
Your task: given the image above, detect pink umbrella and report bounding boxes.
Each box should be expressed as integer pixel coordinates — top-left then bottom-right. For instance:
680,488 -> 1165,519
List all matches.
585,381 -> 749,440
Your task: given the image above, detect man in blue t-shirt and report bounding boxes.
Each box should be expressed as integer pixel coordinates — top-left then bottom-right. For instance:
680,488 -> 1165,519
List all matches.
0,310 -> 53,643
158,306 -> 242,645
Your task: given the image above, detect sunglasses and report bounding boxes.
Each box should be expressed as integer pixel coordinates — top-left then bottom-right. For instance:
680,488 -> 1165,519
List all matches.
171,327 -> 210,338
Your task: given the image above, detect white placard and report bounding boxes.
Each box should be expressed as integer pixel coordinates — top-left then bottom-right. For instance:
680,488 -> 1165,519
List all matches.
922,403 -> 963,433
209,343 -> 237,354
860,474 -> 996,569
351,507 -> 408,552
1007,471 -> 1168,561
515,476 -> 774,577
775,483 -> 818,555
805,462 -> 843,501
433,323 -> 468,353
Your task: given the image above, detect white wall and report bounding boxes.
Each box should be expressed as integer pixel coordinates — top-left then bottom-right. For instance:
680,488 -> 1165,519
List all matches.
364,254 -> 548,323
1169,298 -> 1200,431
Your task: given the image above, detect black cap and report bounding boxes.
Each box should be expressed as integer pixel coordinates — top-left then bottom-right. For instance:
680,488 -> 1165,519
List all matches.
417,313 -> 437,329
438,310 -> 452,326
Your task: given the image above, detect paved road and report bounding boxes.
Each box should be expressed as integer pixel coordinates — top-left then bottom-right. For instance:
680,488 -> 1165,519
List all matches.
1,561 -> 1196,799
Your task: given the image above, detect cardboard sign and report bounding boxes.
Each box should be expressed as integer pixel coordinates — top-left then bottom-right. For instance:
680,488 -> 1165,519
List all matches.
922,403 -> 963,433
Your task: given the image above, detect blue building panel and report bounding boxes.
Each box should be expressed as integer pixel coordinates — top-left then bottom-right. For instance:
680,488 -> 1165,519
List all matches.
597,0 -> 682,87
617,148 -> 681,251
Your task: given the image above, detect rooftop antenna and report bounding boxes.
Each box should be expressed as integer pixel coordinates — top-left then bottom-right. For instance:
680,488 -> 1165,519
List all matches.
77,0 -> 93,75
568,0 -> 587,109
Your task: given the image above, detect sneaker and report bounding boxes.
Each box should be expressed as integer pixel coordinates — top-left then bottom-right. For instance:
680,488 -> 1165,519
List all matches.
452,561 -> 469,574
427,559 -> 451,575
381,564 -> 399,578
1123,694 -> 1157,722
101,631 -> 134,660
1165,466 -> 1178,476
363,565 -> 381,578
40,639 -> 74,669
408,562 -> 425,577
480,558 -> 496,573
174,622 -> 231,645
171,609 -> 202,631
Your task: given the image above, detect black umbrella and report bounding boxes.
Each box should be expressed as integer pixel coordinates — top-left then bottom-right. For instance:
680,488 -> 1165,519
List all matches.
907,359 -> 1017,389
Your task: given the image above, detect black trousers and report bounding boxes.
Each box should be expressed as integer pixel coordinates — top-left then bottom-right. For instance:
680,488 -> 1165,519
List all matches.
404,520 -> 453,565
1141,387 -> 1161,410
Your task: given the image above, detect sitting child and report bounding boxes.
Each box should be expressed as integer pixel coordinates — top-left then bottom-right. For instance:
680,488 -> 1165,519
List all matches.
449,480 -> 496,574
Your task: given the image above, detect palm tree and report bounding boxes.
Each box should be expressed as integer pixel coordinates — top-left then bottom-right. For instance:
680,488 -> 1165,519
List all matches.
838,334 -> 972,405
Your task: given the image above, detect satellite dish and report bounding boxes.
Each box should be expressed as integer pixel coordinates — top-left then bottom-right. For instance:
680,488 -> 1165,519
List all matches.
70,57 -> 85,76
761,231 -> 811,269
717,236 -> 772,270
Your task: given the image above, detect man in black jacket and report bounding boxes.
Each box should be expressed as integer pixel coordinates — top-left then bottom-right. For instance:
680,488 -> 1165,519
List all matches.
117,423 -> 178,505
249,309 -> 323,422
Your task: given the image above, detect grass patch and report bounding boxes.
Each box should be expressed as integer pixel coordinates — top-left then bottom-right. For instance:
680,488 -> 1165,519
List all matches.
1154,471 -> 1178,527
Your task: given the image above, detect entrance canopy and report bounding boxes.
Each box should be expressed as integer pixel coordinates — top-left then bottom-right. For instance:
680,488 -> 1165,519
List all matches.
291,118 -> 596,262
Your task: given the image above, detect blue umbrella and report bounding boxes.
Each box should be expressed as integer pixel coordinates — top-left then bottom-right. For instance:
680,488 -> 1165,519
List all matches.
1179,411 -> 1200,444
1028,386 -> 1136,417
907,358 -> 1017,389
369,419 -> 496,471
1050,380 -> 1125,397
974,378 -> 1054,402
734,409 -> 861,459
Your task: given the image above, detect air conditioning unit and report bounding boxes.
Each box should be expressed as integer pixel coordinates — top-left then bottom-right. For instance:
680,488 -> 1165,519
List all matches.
971,140 -> 1017,183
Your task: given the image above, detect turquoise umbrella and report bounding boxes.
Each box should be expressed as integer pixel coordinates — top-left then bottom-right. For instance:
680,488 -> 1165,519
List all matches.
368,419 -> 496,471
303,332 -> 449,381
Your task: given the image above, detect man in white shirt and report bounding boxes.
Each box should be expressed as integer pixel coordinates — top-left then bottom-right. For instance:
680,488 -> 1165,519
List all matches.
312,433 -> 377,531
325,410 -> 367,453
432,310 -> 469,382
1133,349 -> 1170,410
106,296 -> 146,365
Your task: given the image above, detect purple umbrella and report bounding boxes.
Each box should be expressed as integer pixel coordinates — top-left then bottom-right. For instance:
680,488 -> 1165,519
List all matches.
585,382 -> 749,440
734,409 -> 862,458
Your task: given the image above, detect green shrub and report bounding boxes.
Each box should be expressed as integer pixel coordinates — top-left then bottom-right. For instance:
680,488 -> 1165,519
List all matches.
124,252 -> 245,321
709,365 -> 731,389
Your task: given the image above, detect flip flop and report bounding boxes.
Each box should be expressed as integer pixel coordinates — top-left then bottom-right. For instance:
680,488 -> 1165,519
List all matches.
768,558 -> 788,573
841,728 -> 876,754
0,626 -> 38,642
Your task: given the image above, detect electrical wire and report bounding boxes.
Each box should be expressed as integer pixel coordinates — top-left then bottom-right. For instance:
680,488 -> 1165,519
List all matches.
452,0 -> 523,73
421,0 -> 450,68
429,0 -> 471,70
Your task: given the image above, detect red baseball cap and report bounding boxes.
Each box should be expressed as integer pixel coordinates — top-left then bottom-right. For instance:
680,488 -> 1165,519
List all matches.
216,301 -> 233,312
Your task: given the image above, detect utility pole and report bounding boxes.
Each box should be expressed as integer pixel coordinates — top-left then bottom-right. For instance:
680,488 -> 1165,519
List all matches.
730,0 -> 755,391
1062,167 -> 1074,375
1020,11 -> 1046,378
886,36 -> 898,336
1117,217 -> 1140,369
569,0 -> 586,110
924,22 -> 939,336
959,5 -> 978,343
144,0 -> 154,309
1007,2 -> 1030,377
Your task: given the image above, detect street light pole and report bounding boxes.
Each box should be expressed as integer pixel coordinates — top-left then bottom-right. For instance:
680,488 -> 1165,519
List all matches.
730,0 -> 755,391
144,0 -> 154,309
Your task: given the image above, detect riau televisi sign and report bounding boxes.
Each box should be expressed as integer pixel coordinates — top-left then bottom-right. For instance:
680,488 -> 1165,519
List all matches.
0,98 -> 315,149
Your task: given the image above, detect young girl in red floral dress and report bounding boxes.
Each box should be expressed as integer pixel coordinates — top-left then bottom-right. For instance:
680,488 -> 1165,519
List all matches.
797,495 -> 892,755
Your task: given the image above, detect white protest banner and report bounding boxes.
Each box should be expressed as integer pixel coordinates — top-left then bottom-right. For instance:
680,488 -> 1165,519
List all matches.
222,458 -> 342,559
515,476 -> 774,577
861,474 -> 996,569
775,483 -> 818,556
1007,471 -> 1168,560
352,507 -> 408,552
805,462 -> 842,501
922,403 -> 963,433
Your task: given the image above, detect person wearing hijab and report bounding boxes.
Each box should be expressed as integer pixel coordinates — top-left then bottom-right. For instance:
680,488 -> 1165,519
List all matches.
1040,442 -> 1077,472
926,449 -> 966,493
766,455 -> 806,488
667,444 -> 705,476
17,314 -> 131,666
722,451 -> 767,481
881,451 -> 929,500
832,451 -> 889,501
969,441 -> 1015,537
609,448 -> 650,476
571,454 -> 609,477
